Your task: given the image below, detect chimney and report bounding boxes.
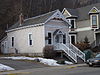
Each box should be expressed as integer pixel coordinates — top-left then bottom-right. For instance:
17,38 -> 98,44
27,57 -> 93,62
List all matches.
19,13 -> 24,26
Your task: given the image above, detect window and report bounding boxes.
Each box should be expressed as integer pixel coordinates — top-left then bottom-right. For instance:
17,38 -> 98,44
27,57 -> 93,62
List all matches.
29,34 -> 32,46
71,20 -> 75,28
92,15 -> 97,25
67,19 -> 76,29
12,37 -> 14,47
70,35 -> 76,45
48,32 -> 52,44
63,34 -> 66,44
91,15 -> 99,29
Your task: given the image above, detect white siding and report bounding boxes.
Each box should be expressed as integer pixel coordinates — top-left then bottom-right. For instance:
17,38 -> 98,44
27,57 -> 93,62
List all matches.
7,25 -> 45,54
1,37 -> 8,54
45,20 -> 69,45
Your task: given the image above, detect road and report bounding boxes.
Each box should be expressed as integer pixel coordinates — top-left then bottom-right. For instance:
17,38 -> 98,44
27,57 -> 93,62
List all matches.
0,65 -> 100,75
0,59 -> 48,70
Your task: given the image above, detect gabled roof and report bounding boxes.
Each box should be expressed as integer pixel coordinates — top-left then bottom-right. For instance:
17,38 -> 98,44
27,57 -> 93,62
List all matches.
8,10 -> 57,30
64,3 -> 100,21
8,9 -> 70,32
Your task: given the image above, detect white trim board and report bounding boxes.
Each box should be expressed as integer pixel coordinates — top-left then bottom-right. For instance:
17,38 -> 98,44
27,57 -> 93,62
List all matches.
75,27 -> 92,32
69,34 -> 77,44
6,23 -> 44,33
90,14 -> 99,29
62,8 -> 72,17
89,7 -> 99,14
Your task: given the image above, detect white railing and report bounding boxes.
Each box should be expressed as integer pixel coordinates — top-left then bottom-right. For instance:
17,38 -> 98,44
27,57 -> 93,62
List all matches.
68,43 -> 85,62
54,43 -> 77,63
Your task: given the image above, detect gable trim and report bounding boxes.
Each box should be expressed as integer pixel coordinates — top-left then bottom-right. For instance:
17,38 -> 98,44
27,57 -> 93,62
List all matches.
89,7 -> 99,14
62,8 -> 72,17
45,10 -> 71,26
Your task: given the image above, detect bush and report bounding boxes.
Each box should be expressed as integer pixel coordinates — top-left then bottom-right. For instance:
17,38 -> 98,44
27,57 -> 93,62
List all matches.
75,36 -> 91,51
43,45 -> 56,59
75,42 -> 90,51
91,46 -> 100,53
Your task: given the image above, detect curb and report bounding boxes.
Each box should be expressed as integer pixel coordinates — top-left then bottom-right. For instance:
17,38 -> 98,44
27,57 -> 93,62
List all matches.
66,64 -> 87,69
6,72 -> 30,75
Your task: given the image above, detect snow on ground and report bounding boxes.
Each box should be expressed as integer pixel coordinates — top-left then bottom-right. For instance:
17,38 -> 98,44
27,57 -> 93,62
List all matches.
65,61 -> 73,65
1,56 -> 73,66
0,63 -> 15,71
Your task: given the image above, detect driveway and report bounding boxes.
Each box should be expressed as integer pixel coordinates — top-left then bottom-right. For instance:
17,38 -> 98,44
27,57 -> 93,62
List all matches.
0,59 -> 48,70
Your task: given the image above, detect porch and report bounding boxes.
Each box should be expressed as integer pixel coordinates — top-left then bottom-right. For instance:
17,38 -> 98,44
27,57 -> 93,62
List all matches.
46,29 -> 85,63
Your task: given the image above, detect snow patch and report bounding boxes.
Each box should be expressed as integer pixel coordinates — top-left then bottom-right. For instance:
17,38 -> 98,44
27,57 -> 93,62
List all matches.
1,56 -> 73,66
65,61 -> 73,65
0,63 -> 15,71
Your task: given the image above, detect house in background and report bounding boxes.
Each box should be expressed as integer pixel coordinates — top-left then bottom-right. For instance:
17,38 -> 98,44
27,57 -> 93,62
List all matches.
62,3 -> 100,48
0,10 -> 85,63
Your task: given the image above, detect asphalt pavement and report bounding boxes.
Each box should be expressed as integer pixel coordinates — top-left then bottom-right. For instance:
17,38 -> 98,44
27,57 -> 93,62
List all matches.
0,59 -> 47,70
1,65 -> 100,75
0,59 -> 100,75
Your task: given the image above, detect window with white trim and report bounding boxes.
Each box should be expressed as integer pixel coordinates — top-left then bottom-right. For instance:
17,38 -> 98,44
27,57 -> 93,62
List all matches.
90,14 -> 99,29
29,34 -> 33,46
70,35 -> 76,44
71,19 -> 75,28
67,19 -> 76,29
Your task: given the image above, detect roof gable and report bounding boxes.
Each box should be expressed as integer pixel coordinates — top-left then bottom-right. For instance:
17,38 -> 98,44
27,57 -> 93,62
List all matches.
63,3 -> 100,21
45,10 -> 71,25
62,8 -> 78,18
62,8 -> 71,18
89,7 -> 99,14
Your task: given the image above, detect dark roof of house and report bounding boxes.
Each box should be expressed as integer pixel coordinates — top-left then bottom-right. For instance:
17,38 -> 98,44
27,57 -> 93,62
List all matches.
8,10 -> 57,30
65,8 -> 78,17
65,3 -> 100,21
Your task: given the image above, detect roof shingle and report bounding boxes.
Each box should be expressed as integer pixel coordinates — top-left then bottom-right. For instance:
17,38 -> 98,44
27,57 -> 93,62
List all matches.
8,10 -> 57,30
65,3 -> 100,21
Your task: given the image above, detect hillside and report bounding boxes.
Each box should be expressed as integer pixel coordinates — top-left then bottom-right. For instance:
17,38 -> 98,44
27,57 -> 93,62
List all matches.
0,0 -> 100,39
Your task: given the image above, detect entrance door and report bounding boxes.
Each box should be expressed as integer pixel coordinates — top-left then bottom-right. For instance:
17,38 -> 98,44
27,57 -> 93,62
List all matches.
55,34 -> 66,44
55,35 -> 63,43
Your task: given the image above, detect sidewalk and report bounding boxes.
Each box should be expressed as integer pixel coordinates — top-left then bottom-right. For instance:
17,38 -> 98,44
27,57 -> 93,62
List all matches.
0,64 -> 87,75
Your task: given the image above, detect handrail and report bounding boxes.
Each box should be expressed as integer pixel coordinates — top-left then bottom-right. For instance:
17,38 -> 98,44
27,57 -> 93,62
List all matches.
54,43 -> 77,63
61,43 -> 77,63
68,43 -> 85,62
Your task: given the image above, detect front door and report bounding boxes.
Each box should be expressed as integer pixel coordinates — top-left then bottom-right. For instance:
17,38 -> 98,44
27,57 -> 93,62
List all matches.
55,35 -> 63,43
55,34 -> 66,44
